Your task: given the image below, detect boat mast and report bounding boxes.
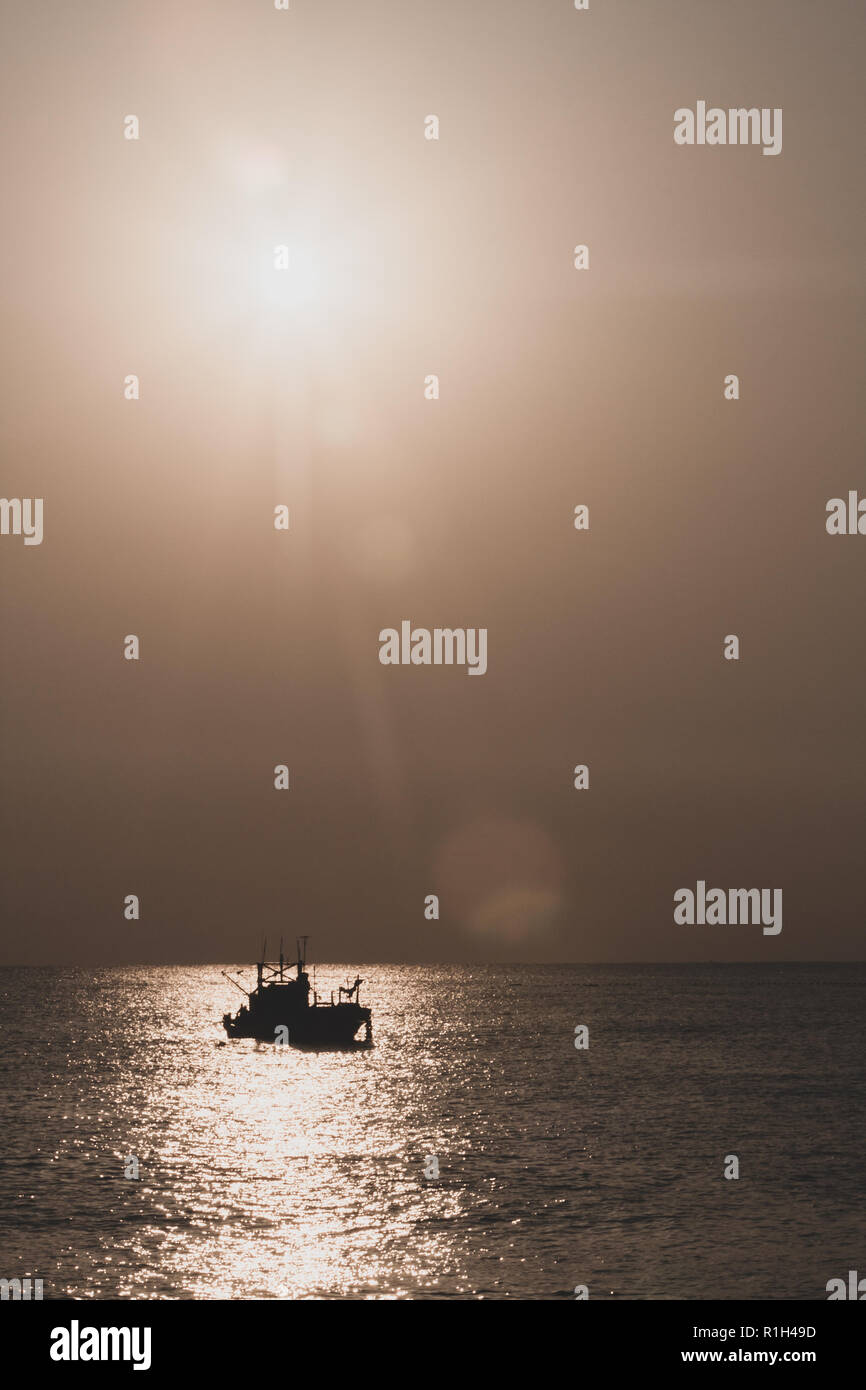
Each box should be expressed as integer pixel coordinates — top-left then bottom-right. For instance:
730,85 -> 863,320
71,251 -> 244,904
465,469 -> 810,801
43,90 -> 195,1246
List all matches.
221,970 -> 250,998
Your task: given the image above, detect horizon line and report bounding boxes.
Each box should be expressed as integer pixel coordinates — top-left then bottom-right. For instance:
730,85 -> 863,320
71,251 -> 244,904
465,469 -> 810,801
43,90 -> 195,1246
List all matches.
1,958 -> 864,969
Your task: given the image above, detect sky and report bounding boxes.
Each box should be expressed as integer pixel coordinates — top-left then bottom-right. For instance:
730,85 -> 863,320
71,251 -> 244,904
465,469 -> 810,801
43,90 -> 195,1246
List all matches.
0,0 -> 864,964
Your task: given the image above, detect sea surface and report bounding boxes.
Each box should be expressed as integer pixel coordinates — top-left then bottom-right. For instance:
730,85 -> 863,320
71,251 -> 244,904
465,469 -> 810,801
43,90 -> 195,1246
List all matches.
0,963 -> 863,1300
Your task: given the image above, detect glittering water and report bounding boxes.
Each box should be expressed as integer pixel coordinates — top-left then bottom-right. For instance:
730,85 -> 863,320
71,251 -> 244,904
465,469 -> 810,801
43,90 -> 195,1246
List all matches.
0,963 -> 863,1300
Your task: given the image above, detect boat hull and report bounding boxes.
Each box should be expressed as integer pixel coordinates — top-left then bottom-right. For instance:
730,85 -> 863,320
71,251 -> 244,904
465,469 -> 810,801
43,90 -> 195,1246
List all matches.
223,1002 -> 372,1048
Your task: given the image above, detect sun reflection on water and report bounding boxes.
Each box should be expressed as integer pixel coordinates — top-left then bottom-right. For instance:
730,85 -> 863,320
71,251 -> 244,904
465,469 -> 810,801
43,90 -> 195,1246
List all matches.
59,966 -> 501,1300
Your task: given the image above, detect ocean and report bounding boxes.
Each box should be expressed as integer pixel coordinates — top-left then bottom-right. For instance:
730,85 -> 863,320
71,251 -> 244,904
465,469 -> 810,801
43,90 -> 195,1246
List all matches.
0,963 -> 863,1300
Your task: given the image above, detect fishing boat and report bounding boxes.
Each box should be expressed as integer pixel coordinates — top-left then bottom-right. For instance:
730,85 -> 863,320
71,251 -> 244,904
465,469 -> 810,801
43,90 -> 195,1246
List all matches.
222,937 -> 372,1047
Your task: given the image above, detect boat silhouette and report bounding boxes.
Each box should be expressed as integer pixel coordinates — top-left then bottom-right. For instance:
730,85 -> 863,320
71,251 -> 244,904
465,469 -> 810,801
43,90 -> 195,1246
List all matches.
222,937 -> 372,1047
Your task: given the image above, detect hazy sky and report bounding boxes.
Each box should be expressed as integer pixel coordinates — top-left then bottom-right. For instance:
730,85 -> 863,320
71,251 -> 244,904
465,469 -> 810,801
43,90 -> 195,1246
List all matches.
1,1 -> 864,964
